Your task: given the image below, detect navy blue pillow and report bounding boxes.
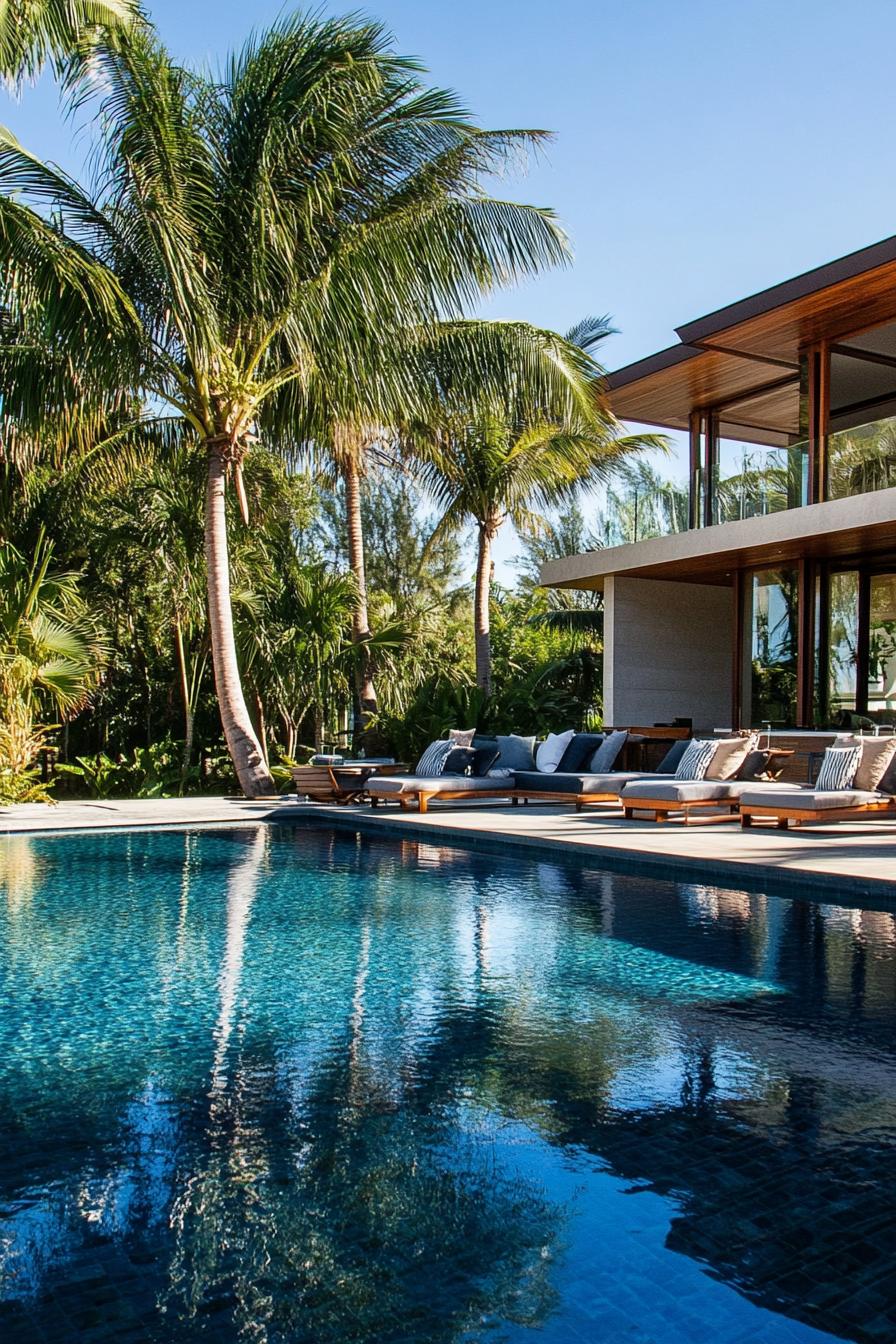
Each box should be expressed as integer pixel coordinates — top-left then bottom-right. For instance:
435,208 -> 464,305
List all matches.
472,746 -> 501,777
656,739 -> 691,774
443,747 -> 476,776
556,732 -> 604,773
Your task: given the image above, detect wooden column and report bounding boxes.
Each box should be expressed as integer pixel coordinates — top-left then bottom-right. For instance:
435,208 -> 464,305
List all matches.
807,342 -> 830,504
688,410 -> 702,531
731,572 -> 744,730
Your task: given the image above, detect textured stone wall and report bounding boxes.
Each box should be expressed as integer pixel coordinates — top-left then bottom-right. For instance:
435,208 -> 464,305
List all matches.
604,576 -> 734,731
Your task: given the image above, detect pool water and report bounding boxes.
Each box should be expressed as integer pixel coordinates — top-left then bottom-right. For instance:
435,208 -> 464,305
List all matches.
0,825 -> 894,1343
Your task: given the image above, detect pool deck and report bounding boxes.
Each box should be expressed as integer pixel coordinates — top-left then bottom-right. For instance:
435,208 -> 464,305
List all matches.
2,794 -> 895,899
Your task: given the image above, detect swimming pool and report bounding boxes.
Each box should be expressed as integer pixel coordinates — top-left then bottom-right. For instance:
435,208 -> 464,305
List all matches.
0,823 -> 893,1342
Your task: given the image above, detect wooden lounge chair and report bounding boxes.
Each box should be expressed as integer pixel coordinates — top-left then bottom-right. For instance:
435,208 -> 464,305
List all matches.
367,774 -> 517,814
291,764 -> 368,804
739,787 -> 896,829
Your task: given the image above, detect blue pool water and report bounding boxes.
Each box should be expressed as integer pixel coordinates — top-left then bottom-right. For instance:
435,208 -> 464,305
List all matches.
0,825 -> 894,1343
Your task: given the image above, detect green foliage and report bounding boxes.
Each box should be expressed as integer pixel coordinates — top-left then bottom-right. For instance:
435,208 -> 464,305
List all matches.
55,738 -> 236,799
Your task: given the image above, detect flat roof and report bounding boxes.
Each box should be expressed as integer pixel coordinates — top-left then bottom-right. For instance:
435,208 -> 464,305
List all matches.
607,233 -> 896,431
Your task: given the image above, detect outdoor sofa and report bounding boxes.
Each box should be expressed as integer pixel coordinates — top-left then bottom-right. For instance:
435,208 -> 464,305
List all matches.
366,731 -> 692,814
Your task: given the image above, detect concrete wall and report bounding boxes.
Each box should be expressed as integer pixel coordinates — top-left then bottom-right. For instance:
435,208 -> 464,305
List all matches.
604,576 -> 733,731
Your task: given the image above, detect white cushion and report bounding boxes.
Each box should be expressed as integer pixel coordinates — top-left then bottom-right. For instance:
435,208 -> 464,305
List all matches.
535,730 -> 575,773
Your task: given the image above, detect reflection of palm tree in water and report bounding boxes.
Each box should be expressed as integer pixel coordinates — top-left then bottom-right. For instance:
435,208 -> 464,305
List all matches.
210,828 -> 268,1092
162,838 -> 564,1342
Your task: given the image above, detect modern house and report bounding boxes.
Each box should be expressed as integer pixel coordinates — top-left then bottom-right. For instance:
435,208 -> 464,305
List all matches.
541,235 -> 896,739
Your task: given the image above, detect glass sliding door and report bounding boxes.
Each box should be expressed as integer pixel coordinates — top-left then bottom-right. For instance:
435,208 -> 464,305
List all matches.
868,574 -> 896,722
711,380 -> 807,525
743,568 -> 799,728
827,570 -> 859,720
827,336 -> 896,500
817,567 -> 896,728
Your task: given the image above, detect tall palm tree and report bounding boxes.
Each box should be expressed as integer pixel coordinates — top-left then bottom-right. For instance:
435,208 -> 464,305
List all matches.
0,0 -> 136,84
0,14 -> 573,794
409,319 -> 662,695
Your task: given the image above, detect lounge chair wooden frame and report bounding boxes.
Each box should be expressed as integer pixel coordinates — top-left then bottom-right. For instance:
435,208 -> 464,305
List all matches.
291,765 -> 366,804
370,787 -> 518,814
622,797 -> 742,825
740,798 -> 896,829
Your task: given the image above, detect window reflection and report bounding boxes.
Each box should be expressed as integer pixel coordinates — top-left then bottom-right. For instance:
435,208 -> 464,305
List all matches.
744,568 -> 799,728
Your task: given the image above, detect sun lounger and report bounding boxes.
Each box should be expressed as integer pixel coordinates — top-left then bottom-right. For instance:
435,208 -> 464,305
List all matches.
739,787 -> 896,829
367,774 -> 515,814
620,778 -> 804,824
291,764 -> 368,803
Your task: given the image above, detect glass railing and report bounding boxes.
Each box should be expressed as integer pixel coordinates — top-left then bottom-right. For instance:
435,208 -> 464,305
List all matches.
709,441 -> 809,525
826,415 -> 896,501
599,477 -> 691,545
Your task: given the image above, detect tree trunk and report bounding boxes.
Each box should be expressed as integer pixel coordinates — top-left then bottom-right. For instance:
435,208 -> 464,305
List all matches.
343,457 -> 378,739
204,448 -> 274,797
474,521 -> 496,697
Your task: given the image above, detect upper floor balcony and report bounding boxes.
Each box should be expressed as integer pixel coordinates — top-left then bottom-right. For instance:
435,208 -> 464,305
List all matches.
600,234 -> 896,542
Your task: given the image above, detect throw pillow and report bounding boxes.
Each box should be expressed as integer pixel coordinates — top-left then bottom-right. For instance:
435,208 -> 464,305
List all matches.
656,739 -> 690,774
674,739 -> 719,781
705,733 -> 759,780
472,746 -> 501,777
589,729 -> 628,773
536,730 -> 575,773
854,737 -> 896,792
735,749 -> 772,781
556,732 -> 604,773
494,734 -> 536,771
415,739 -> 452,777
815,744 -> 863,792
443,747 -> 476,776
449,728 -> 476,748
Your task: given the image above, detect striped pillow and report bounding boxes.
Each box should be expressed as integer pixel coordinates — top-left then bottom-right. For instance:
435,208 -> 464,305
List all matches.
415,739 -> 452,777
674,739 -> 719,781
815,744 -> 862,792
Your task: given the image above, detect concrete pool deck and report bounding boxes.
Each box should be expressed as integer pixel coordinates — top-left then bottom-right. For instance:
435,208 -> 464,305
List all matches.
1,793 -> 894,899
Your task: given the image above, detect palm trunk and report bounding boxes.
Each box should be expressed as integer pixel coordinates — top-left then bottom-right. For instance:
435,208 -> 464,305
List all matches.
474,521 -> 495,697
344,458 -> 377,738
204,448 -> 274,797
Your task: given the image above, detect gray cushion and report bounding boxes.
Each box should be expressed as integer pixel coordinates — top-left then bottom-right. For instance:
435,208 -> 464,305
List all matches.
369,774 -> 511,796
739,788 -> 891,811
513,770 -> 655,796
494,734 -> 536,771
589,730 -> 628,772
622,780 -> 734,803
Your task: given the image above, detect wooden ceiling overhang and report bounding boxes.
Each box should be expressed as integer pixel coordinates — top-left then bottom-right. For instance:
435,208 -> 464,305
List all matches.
606,234 -> 896,431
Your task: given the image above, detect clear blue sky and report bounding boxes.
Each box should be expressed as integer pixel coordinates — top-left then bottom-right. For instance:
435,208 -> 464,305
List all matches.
6,0 -> 896,576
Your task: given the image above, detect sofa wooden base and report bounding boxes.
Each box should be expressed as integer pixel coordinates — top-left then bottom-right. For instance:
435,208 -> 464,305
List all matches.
623,799 -> 741,825
740,801 -> 896,830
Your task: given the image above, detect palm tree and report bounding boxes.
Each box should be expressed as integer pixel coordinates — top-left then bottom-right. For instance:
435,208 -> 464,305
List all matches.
0,0 -> 136,84
0,14 -> 572,794
409,319 -> 661,695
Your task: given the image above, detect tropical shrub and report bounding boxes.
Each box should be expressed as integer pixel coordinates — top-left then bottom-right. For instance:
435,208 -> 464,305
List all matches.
0,533 -> 105,802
